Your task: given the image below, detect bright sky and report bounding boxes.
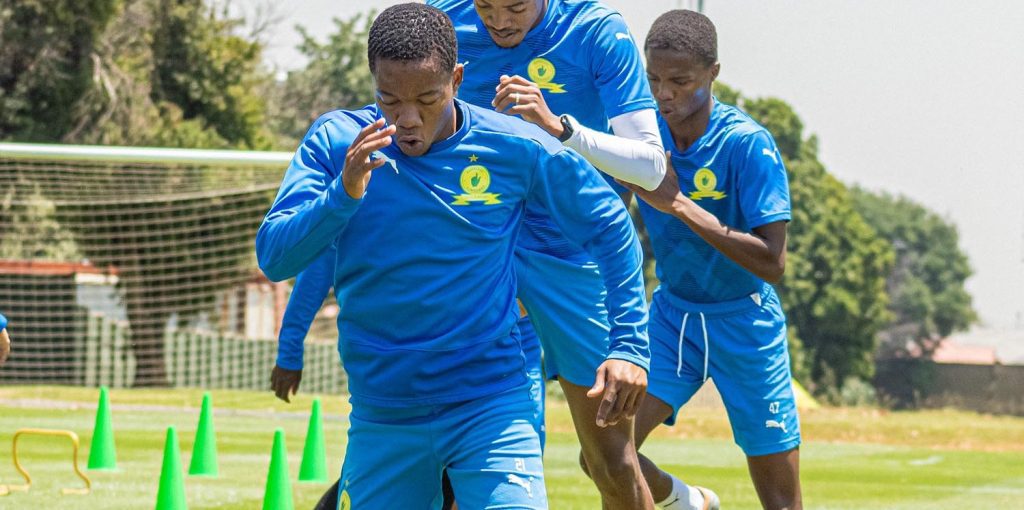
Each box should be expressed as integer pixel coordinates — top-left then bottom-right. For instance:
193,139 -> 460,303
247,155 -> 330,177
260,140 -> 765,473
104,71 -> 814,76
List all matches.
242,0 -> 1024,329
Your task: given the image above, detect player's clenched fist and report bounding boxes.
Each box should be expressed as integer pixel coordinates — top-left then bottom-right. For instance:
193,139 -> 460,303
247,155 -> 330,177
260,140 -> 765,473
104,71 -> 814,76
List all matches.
341,119 -> 397,199
492,75 -> 563,138
588,358 -> 648,428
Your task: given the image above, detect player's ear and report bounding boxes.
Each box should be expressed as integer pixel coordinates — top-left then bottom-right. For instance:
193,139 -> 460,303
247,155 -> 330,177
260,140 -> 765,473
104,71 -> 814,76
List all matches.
452,62 -> 465,92
710,61 -> 721,82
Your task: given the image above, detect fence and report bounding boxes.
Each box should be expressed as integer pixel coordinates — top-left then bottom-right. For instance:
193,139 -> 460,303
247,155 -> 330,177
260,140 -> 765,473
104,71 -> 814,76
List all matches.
73,312 -> 345,393
875,359 -> 1024,416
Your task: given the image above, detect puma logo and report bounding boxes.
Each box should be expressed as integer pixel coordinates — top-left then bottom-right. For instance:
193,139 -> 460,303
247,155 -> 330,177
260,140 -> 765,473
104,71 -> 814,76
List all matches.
765,418 -> 788,433
507,474 -> 533,497
762,147 -> 779,164
615,32 -> 631,40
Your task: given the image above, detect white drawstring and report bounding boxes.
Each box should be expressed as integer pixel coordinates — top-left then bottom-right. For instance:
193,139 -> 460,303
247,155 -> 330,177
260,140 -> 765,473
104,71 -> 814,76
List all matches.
676,311 -> 710,382
698,312 -> 709,382
676,313 -> 689,377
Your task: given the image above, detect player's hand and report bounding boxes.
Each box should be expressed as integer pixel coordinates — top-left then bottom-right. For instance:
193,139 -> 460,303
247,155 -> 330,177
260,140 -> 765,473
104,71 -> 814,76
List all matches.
587,358 -> 648,428
0,328 -> 10,365
617,152 -> 684,214
492,75 -> 562,138
341,118 -> 396,199
270,365 -> 302,403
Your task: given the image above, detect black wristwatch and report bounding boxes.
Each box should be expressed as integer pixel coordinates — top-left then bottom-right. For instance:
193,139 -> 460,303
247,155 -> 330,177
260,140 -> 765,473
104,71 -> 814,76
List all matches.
557,114 -> 576,142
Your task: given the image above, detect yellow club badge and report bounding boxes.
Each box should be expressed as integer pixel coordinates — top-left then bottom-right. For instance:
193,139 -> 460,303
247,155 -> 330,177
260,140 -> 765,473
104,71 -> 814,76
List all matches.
452,156 -> 502,205
528,57 -> 567,93
336,479 -> 353,509
688,168 -> 726,200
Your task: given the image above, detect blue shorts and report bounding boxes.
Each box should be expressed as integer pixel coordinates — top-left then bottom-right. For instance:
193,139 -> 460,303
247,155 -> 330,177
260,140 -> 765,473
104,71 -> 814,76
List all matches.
515,248 -> 609,388
518,317 -> 546,451
646,283 -> 801,457
337,385 -> 547,509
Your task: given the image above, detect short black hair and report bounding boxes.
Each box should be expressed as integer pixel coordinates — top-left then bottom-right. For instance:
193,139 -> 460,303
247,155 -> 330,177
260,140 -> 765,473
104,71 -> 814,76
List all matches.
367,3 -> 458,75
645,10 -> 718,67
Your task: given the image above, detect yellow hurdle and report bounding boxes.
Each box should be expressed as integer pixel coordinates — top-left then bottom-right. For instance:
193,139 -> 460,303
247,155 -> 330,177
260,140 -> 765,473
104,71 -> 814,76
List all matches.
3,428 -> 91,495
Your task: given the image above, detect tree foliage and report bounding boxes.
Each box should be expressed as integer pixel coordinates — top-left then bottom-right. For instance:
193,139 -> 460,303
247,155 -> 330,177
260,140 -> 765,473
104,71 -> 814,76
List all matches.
266,11 -> 376,146
0,0 -> 120,141
851,188 -> 976,358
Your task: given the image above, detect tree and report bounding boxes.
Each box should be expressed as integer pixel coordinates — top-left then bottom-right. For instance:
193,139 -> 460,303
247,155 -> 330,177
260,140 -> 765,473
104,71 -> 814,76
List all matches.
0,0 -> 120,141
0,186 -> 83,261
266,11 -> 376,146
851,188 -> 976,358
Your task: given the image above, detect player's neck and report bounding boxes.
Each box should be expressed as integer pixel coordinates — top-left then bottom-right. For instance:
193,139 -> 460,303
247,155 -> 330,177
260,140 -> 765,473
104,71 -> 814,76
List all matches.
669,98 -> 713,152
434,101 -> 461,143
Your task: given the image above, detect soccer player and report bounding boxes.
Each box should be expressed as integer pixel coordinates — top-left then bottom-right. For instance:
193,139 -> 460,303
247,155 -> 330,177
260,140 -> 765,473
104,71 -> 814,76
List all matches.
256,4 -> 648,508
428,0 -> 665,506
0,312 -> 10,365
615,10 -> 803,510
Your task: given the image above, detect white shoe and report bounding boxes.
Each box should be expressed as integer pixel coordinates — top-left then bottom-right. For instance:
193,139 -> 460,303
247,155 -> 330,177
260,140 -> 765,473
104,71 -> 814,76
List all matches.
695,486 -> 720,510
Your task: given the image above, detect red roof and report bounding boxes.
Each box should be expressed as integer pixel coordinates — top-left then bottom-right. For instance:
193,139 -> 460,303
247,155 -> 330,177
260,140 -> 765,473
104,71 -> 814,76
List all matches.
0,259 -> 118,276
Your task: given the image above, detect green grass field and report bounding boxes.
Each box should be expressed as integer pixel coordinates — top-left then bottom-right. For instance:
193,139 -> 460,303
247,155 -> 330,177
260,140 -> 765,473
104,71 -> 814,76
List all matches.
1,386 -> 1023,509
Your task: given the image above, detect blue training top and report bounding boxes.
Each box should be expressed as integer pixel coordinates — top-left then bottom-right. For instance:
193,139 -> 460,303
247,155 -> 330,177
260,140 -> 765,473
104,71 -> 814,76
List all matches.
639,99 -> 791,304
257,99 -> 647,407
431,0 -> 656,260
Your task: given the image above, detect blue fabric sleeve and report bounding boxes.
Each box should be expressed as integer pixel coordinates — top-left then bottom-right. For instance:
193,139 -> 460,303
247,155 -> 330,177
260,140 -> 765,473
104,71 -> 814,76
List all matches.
256,119 -> 363,282
0,313 -> 7,331
587,14 -> 657,119
276,247 -> 335,370
528,147 -> 650,371
737,130 -> 792,229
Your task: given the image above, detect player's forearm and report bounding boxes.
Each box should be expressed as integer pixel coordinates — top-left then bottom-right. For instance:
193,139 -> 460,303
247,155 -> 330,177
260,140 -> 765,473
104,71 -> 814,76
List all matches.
256,181 -> 359,282
564,109 -> 666,191
670,197 -> 786,283
584,215 -> 651,371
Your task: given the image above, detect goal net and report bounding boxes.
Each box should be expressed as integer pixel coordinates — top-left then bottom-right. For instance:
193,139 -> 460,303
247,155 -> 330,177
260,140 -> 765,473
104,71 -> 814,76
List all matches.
0,143 -> 345,393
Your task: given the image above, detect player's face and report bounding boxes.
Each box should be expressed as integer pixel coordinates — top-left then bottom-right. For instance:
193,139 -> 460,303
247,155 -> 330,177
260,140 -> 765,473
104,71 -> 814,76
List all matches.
645,47 -> 720,126
373,57 -> 464,157
474,0 -> 545,48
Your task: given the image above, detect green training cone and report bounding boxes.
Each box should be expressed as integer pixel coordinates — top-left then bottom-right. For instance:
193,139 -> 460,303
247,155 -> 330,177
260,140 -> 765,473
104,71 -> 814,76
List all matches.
188,393 -> 218,476
298,399 -> 327,482
263,428 -> 294,510
155,426 -> 188,510
88,386 -> 117,470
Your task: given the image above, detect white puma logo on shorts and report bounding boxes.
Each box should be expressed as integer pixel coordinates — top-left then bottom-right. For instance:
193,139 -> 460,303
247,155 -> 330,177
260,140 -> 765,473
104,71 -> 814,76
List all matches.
507,473 -> 533,497
765,418 -> 788,433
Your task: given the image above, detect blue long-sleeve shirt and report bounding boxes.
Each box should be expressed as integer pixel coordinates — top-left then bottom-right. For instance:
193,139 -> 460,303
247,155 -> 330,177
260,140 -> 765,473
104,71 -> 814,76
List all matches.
275,248 -> 334,370
0,313 -> 7,331
256,100 -> 646,407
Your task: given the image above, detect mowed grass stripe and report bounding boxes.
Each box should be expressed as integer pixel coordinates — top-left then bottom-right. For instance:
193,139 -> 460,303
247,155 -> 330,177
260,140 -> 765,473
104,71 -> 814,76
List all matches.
0,387 -> 1022,509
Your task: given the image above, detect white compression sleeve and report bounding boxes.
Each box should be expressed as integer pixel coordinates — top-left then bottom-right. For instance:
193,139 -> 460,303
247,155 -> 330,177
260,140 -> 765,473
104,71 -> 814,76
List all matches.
563,108 -> 666,191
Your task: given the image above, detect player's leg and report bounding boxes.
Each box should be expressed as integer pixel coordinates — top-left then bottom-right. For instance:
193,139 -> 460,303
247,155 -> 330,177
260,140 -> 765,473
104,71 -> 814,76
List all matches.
709,286 -> 801,510
561,378 -> 651,508
336,404 -> 445,508
629,289 -> 719,510
442,385 -> 547,509
747,448 -> 801,510
313,478 -> 341,510
516,249 -> 652,509
437,318 -> 542,510
441,470 -> 457,510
